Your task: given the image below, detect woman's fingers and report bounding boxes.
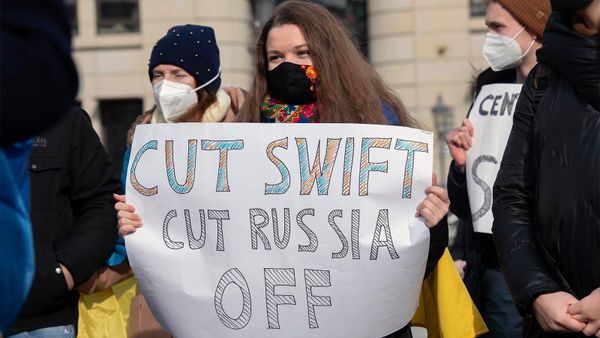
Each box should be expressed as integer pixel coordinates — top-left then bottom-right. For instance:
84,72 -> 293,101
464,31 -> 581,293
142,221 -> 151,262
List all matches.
115,197 -> 143,237
416,197 -> 439,227
447,127 -> 472,150
115,201 -> 135,213
416,186 -> 449,227
117,212 -> 142,225
462,118 -> 474,137
459,127 -> 472,148
117,215 -> 143,237
117,209 -> 141,221
426,185 -> 450,204
118,224 -> 138,237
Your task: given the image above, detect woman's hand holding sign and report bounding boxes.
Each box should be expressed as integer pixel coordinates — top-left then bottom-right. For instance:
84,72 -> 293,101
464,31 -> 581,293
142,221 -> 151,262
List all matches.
446,118 -> 474,173
115,194 -> 142,236
416,174 -> 449,228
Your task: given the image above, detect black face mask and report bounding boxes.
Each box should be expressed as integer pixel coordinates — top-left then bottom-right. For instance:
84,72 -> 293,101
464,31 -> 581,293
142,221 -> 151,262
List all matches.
266,62 -> 317,105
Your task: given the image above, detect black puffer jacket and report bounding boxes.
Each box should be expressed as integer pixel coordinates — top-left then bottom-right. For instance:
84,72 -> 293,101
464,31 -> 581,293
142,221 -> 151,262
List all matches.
492,12 -> 599,337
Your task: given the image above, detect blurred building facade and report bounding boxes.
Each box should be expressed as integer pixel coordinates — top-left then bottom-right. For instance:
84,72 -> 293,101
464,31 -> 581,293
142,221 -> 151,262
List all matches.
69,0 -> 487,178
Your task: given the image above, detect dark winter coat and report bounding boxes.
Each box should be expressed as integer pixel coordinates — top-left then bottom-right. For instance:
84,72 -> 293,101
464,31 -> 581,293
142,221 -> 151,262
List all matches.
492,12 -> 599,337
9,107 -> 121,334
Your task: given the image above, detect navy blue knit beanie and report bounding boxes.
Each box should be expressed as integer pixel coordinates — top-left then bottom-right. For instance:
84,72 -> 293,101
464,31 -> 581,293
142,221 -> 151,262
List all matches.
148,24 -> 221,94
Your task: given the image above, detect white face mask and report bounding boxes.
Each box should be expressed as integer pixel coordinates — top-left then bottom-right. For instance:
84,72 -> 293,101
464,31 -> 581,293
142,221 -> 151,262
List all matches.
482,26 -> 536,72
152,67 -> 221,122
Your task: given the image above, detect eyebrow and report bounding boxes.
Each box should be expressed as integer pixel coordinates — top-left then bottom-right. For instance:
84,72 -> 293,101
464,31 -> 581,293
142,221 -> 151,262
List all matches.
267,44 -> 309,54
485,19 -> 504,27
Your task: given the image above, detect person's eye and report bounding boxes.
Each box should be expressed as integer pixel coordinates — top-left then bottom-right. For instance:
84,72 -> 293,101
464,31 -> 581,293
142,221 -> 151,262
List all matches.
298,50 -> 310,56
268,55 -> 282,62
489,23 -> 501,31
152,73 -> 163,80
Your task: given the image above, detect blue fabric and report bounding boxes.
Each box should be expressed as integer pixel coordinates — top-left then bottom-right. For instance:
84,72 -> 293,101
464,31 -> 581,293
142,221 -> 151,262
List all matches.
0,140 -> 35,333
382,102 -> 400,125
120,145 -> 131,188
7,324 -> 75,338
106,146 -> 132,267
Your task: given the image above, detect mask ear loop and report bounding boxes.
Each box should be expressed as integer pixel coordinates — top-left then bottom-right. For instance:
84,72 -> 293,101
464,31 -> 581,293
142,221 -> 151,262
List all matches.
509,25 -> 537,61
509,26 -> 526,41
190,66 -> 222,93
519,37 -> 536,60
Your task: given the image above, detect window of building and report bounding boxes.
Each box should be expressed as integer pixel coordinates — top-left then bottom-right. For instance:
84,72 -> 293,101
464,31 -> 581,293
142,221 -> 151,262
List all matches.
65,0 -> 78,35
96,0 -> 140,34
323,0 -> 368,57
254,0 -> 368,57
470,0 -> 486,17
99,99 -> 143,176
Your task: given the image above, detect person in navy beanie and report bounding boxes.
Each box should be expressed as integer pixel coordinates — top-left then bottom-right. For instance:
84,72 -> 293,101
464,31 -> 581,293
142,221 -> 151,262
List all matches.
148,24 -> 221,99
77,24 -> 246,338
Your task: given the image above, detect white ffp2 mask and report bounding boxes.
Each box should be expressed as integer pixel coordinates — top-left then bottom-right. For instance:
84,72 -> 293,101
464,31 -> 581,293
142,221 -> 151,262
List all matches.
482,27 -> 535,72
152,67 -> 222,122
153,80 -> 199,122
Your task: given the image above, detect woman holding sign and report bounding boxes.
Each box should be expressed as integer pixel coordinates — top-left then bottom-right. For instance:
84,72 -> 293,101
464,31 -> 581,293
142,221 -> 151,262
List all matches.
234,0 -> 449,230
236,4 -> 450,334
118,1 -> 450,337
87,24 -> 245,337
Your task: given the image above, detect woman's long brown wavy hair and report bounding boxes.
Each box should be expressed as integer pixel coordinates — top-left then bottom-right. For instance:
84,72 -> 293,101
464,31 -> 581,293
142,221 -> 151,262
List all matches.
237,0 -> 418,127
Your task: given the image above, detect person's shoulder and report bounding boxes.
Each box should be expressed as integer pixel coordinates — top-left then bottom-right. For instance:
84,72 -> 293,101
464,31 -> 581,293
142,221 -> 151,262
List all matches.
41,105 -> 86,135
70,106 -> 93,123
476,67 -> 516,85
222,87 -> 247,105
475,67 -> 517,92
221,87 -> 247,121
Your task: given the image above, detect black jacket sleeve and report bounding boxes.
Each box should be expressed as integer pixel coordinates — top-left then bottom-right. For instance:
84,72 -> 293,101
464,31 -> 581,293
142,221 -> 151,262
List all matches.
425,216 -> 448,278
0,0 -> 78,145
447,161 -> 472,220
491,68 -> 561,315
54,109 -> 120,286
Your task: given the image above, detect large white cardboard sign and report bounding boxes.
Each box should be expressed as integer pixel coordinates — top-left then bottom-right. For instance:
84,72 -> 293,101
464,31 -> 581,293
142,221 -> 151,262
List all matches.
126,123 -> 433,338
466,84 -> 522,233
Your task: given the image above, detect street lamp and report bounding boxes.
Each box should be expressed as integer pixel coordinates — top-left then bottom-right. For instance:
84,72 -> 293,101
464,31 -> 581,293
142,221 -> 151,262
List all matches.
431,95 -> 454,187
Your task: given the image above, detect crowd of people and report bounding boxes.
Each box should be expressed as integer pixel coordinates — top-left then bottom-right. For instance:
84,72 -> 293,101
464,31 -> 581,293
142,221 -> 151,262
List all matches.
1,0 -> 598,337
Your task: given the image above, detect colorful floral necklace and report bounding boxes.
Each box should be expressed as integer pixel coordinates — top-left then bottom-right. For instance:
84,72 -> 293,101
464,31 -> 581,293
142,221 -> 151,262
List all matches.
260,95 -> 319,123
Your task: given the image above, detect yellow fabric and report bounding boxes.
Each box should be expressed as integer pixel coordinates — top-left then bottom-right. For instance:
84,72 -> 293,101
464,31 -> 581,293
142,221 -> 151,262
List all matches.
75,251 -> 485,338
77,277 -> 136,338
411,248 -> 489,338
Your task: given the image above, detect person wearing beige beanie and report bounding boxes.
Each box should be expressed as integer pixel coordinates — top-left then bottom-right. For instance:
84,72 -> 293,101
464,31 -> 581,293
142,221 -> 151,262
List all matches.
445,0 -> 550,337
483,0 -> 551,82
